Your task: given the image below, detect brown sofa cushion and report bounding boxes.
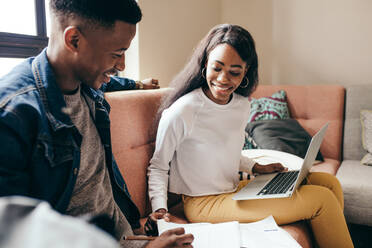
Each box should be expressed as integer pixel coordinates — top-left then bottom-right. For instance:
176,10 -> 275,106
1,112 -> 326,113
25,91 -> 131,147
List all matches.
106,89 -> 168,217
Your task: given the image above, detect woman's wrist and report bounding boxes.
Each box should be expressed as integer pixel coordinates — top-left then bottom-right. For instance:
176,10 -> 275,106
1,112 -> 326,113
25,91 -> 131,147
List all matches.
252,163 -> 259,174
155,208 -> 167,214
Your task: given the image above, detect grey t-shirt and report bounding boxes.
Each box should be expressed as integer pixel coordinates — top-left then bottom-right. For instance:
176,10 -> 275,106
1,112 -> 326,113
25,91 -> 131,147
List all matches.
63,87 -> 146,247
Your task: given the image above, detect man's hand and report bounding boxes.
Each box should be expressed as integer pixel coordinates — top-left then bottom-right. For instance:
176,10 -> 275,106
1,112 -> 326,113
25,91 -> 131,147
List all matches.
141,78 -> 160,89
252,163 -> 288,174
145,228 -> 194,248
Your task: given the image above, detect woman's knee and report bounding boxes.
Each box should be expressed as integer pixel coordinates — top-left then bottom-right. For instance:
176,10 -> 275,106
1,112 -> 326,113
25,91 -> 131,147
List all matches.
306,185 -> 340,216
306,172 -> 343,208
307,172 -> 334,184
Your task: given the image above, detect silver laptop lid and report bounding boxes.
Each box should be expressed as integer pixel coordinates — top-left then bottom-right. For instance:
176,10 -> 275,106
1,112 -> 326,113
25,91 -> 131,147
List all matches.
292,123 -> 329,190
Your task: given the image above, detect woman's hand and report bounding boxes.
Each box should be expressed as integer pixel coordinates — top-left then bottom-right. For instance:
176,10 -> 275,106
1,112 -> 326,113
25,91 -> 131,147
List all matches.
144,208 -> 170,236
252,163 -> 288,174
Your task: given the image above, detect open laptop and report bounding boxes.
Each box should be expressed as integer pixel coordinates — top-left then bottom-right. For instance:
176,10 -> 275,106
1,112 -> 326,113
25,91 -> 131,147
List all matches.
232,123 -> 328,200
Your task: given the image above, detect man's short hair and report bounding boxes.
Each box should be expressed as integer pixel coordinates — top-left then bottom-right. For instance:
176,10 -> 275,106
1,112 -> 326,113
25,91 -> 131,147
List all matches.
50,0 -> 142,27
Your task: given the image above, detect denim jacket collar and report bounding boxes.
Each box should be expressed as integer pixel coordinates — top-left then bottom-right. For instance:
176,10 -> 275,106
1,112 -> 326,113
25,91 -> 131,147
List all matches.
32,49 -> 109,131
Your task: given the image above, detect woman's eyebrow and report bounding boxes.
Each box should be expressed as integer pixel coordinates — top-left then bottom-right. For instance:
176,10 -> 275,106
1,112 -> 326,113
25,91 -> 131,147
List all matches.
215,60 -> 243,68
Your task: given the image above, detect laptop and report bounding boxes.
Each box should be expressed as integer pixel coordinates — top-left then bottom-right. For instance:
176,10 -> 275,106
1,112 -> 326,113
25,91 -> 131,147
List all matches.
232,123 -> 328,200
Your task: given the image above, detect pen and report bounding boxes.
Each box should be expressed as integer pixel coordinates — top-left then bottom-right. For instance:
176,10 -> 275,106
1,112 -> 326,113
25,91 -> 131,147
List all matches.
125,235 -> 156,241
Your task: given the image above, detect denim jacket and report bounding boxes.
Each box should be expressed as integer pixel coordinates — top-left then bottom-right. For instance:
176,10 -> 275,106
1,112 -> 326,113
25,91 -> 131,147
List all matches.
0,49 -> 141,229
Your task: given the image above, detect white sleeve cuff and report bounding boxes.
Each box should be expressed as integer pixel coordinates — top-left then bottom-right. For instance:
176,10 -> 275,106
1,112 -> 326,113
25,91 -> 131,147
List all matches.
151,197 -> 168,212
240,153 -> 256,175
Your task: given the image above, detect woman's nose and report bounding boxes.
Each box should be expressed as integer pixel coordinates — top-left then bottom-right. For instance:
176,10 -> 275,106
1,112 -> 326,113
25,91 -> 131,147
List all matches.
217,71 -> 228,83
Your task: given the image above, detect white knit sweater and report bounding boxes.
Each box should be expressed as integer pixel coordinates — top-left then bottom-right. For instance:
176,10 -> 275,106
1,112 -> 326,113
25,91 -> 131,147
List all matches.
148,88 -> 256,211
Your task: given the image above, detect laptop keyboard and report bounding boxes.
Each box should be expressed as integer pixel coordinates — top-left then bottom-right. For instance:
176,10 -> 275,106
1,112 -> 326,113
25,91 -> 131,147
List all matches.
257,170 -> 300,195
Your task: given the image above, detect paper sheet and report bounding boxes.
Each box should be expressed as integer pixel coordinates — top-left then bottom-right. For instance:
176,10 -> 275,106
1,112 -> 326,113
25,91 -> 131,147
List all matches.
158,215 -> 302,248
158,220 -> 240,248
239,216 -> 302,248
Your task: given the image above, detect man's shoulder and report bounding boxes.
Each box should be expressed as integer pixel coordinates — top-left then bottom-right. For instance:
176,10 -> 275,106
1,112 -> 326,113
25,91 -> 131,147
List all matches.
0,58 -> 40,101
0,58 -> 43,130
0,58 -> 37,105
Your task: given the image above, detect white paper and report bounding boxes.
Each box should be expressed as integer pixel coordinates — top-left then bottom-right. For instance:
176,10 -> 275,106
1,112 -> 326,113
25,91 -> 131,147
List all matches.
239,216 -> 302,248
158,215 -> 301,248
158,220 -> 241,248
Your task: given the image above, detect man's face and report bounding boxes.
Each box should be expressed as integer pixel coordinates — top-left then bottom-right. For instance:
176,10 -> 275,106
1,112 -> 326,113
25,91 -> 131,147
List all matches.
75,21 -> 136,89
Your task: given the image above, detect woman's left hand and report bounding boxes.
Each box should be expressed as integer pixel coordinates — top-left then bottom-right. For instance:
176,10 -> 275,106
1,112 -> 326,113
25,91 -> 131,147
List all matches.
252,163 -> 288,174
144,209 -> 171,236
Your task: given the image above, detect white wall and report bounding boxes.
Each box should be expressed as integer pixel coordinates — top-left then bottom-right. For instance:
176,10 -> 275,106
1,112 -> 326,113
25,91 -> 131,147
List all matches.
221,0 -> 273,85
121,27 -> 139,80
221,0 -> 372,86
135,0 -> 220,86
128,0 -> 372,87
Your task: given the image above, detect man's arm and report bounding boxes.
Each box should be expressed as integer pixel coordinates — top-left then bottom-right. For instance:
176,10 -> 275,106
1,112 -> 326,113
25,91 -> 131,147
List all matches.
145,228 -> 193,248
100,76 -> 159,92
121,228 -> 194,248
0,121 -> 31,197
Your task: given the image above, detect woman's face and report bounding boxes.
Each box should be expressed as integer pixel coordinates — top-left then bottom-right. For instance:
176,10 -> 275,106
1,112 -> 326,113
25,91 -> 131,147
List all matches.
204,43 -> 248,105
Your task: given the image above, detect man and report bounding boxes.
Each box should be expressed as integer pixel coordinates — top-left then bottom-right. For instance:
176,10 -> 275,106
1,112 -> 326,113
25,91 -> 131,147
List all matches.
0,0 -> 193,247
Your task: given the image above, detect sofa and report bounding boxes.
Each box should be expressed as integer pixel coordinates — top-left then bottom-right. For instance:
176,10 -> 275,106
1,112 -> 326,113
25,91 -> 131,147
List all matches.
105,84 -> 345,248
336,84 -> 372,227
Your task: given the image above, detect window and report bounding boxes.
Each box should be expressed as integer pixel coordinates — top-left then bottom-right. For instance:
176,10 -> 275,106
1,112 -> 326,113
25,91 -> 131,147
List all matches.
0,0 -> 49,77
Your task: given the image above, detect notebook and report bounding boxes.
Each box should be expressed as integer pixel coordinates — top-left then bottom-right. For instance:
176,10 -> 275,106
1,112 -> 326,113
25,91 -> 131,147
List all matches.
232,123 -> 328,200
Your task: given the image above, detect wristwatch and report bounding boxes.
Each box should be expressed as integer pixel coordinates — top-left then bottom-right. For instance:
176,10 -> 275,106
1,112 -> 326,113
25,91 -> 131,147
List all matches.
135,80 -> 144,89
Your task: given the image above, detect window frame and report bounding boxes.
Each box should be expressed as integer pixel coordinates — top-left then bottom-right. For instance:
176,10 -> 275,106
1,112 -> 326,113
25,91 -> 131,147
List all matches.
0,0 -> 48,58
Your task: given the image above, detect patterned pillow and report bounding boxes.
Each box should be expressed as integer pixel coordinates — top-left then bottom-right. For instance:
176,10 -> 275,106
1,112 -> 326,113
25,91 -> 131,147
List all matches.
243,90 -> 290,150
248,90 -> 290,122
360,110 -> 372,166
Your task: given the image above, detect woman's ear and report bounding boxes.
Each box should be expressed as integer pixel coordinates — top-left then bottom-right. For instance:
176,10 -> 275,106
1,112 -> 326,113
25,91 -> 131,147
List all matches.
244,64 -> 249,76
204,59 -> 208,69
63,26 -> 81,53
245,64 -> 250,73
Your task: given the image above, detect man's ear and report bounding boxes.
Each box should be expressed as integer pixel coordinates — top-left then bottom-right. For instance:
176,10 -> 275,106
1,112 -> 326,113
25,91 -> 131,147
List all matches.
63,26 -> 82,52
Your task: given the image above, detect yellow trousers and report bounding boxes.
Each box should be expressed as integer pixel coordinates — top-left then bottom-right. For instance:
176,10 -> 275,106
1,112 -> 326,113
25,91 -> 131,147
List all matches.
183,172 -> 353,248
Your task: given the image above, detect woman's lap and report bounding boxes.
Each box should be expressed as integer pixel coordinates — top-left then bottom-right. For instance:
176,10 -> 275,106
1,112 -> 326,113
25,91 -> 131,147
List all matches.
182,172 -> 341,225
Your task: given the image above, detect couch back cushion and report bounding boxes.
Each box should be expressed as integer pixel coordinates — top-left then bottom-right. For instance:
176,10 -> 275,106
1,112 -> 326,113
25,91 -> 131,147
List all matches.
251,85 -> 345,161
105,89 -> 169,217
343,85 -> 372,160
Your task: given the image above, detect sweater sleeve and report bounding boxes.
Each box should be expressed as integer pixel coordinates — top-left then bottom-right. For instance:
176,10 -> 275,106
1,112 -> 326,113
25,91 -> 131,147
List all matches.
100,76 -> 136,92
147,109 -> 185,212
239,153 -> 256,175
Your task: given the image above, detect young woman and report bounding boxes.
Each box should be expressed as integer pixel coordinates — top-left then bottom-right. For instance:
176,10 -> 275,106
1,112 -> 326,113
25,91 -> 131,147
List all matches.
147,24 -> 353,248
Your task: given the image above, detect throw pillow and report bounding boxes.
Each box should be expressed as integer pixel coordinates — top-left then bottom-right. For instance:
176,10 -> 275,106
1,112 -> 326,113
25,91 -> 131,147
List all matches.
243,90 -> 290,150
245,119 -> 324,161
360,110 -> 372,166
248,90 -> 290,122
